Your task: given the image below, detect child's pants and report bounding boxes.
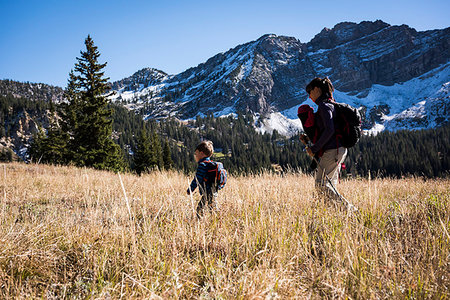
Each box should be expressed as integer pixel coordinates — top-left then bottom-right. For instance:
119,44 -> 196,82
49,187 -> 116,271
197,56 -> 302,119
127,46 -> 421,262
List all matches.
315,147 -> 347,202
196,191 -> 218,217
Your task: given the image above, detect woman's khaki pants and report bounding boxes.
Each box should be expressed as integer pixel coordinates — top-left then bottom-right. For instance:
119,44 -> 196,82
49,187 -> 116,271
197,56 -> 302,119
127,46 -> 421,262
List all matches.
315,147 -> 347,201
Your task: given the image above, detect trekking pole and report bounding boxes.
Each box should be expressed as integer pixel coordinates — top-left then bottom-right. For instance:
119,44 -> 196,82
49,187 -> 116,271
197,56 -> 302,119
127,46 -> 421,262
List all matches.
299,135 -> 358,213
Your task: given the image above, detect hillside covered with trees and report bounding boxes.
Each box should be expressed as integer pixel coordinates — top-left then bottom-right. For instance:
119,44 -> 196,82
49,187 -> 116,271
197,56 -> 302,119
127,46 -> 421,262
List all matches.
2,89 -> 449,178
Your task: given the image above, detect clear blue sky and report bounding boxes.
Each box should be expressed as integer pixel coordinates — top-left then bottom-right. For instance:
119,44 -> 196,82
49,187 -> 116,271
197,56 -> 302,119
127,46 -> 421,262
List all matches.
1,0 -> 448,87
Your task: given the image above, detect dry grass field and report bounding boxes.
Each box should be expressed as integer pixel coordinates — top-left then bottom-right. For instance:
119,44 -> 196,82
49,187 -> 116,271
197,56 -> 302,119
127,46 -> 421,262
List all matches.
0,162 -> 449,299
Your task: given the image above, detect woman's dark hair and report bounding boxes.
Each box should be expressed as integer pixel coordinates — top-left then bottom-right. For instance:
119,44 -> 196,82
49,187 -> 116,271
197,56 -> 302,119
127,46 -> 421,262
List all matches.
305,77 -> 334,98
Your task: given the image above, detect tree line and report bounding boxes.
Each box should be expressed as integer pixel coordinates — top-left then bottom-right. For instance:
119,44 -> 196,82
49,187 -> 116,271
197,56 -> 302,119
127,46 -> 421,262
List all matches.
2,90 -> 449,178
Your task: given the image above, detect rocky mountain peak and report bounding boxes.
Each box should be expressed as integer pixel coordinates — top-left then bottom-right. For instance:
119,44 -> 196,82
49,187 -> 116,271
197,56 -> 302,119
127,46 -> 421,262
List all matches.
256,34 -> 303,55
110,67 -> 168,92
257,33 -> 278,41
308,20 -> 390,51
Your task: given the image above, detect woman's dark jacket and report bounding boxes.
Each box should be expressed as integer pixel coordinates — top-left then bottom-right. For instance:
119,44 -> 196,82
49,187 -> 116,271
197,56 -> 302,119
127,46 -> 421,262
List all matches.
310,95 -> 341,154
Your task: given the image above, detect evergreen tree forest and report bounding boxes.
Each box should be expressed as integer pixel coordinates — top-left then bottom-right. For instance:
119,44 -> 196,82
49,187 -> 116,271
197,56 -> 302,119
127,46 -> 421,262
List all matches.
108,106 -> 450,178
345,127 -> 450,178
155,114 -> 450,178
2,91 -> 449,177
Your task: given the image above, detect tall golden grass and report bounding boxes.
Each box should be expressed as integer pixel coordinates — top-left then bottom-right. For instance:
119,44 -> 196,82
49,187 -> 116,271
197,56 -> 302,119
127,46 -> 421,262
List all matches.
0,162 -> 448,299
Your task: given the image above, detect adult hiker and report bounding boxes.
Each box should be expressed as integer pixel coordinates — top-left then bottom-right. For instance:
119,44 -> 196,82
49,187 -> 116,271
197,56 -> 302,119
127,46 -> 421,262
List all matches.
302,77 -> 347,204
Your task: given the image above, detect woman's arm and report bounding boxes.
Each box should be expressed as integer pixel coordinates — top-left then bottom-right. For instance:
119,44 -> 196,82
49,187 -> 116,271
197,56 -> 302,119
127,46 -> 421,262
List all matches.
310,103 -> 335,153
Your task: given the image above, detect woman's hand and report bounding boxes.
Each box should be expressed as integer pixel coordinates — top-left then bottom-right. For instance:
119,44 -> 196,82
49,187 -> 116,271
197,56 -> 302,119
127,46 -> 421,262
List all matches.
299,134 -> 309,145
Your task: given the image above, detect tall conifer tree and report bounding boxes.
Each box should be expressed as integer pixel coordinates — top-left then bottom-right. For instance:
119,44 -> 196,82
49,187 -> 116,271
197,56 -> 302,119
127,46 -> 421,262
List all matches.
64,35 -> 124,171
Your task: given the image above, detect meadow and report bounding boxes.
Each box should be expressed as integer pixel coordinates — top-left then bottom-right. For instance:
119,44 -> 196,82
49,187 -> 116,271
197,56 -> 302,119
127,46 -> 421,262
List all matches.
0,162 -> 448,299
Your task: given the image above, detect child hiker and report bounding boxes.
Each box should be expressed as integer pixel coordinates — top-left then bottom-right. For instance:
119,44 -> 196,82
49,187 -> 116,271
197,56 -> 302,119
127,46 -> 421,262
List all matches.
187,141 -> 227,217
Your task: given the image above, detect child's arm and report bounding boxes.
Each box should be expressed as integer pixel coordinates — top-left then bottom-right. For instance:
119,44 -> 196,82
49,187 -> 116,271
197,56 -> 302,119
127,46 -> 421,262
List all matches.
187,177 -> 197,194
187,163 -> 208,194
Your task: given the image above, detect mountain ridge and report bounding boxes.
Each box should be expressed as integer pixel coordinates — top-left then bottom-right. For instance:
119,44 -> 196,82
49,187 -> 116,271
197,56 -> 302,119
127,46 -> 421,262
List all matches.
107,20 -> 449,135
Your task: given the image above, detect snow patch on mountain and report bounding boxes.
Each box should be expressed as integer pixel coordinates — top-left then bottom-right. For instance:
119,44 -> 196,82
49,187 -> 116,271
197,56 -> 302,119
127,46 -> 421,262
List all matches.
213,106 -> 237,118
365,123 -> 386,135
237,55 -> 254,81
364,63 -> 448,114
255,112 -> 302,137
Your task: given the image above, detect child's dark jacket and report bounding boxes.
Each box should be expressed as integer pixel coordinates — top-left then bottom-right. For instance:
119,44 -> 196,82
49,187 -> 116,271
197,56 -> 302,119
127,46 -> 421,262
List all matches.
188,157 -> 213,195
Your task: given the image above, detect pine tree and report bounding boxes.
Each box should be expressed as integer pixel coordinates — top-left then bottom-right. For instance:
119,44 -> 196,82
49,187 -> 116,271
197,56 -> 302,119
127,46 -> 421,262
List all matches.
59,70 -> 79,163
29,119 -> 69,165
162,139 -> 173,170
64,35 -> 124,171
42,124 -> 69,164
133,129 -> 153,175
28,128 -> 46,163
151,131 -> 163,170
0,147 -> 14,162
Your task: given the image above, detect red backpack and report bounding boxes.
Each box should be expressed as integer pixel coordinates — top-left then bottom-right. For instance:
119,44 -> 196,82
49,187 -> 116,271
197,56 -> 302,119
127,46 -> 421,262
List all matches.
297,104 -> 320,144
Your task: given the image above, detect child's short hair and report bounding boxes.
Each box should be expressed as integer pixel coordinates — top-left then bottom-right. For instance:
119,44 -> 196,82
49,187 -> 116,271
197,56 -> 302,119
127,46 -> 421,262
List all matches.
196,140 -> 214,157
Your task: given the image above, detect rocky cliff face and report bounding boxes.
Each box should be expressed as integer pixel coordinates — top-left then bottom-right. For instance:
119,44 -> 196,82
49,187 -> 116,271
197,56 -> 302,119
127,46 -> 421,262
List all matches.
0,80 -> 59,160
308,21 -> 449,91
109,20 -> 449,134
0,109 -> 52,160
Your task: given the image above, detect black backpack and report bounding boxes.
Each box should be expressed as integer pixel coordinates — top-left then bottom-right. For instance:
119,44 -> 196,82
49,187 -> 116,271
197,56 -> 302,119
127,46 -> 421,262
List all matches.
204,161 -> 228,190
328,101 -> 362,148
